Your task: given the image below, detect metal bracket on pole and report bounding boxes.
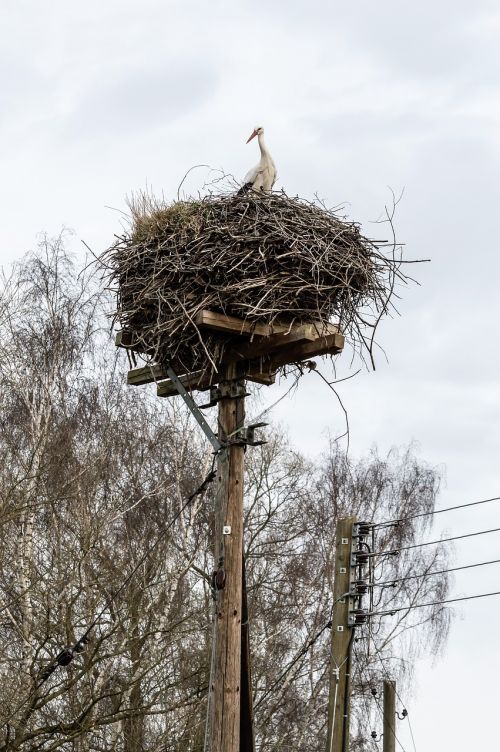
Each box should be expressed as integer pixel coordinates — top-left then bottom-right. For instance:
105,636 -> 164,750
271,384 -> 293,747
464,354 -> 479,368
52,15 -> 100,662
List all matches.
228,422 -> 268,447
199,381 -> 250,409
165,365 -> 223,453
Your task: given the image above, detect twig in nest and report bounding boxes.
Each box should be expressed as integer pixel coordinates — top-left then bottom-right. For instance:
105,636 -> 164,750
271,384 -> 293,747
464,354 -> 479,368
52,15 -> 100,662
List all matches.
104,188 -> 413,377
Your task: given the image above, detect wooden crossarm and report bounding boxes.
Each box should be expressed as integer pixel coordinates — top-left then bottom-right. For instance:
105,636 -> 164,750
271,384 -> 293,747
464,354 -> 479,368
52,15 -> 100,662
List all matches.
264,334 -> 345,370
127,364 -> 165,385
156,371 -> 209,397
228,324 -> 318,361
155,368 -> 276,398
127,330 -> 343,393
194,310 -> 286,337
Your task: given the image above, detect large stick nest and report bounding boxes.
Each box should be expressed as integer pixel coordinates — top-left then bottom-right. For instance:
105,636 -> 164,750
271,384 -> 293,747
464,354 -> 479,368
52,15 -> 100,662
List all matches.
106,191 -> 406,375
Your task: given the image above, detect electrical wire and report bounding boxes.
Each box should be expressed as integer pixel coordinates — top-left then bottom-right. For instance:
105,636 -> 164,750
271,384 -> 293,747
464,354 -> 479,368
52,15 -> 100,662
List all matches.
352,646 -> 387,747
371,557 -> 500,588
254,590 -> 352,712
367,588 -> 500,617
252,527 -> 500,561
374,494 -> 500,528
247,373 -> 301,424
367,633 -> 417,752
254,620 -> 332,711
353,639 -> 408,752
369,525 -> 500,558
350,648 -> 378,750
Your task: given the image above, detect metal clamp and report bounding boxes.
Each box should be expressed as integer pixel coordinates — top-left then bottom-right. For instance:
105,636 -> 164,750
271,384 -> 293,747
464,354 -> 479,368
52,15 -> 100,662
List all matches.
348,608 -> 369,626
350,579 -> 370,596
228,422 -> 268,447
353,522 -> 374,538
200,381 -> 250,408
351,549 -> 369,567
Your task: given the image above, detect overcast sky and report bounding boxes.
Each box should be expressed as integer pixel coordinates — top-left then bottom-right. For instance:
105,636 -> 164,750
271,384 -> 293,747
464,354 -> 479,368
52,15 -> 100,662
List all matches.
1,1 -> 499,749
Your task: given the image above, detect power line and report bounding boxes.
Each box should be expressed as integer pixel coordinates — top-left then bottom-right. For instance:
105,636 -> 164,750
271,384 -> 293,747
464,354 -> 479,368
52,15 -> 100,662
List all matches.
353,640 -> 408,752
254,590 -> 353,712
250,528 -> 500,562
366,632 -> 418,752
254,621 -> 331,711
369,526 -> 500,558
350,649 -> 379,750
372,557 -> 500,587
375,494 -> 500,528
367,588 -> 500,617
350,649 -> 377,748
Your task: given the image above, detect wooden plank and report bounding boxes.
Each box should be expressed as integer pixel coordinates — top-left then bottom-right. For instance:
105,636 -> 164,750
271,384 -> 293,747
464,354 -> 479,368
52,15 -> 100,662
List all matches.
228,324 -> 319,361
196,309 -> 339,340
156,368 -> 276,398
157,371 -> 210,397
127,364 -> 166,385
118,318 -> 339,362
195,310 -> 286,338
131,365 -> 275,389
127,328 -> 343,393
140,333 -> 343,396
246,371 -> 276,386
254,332 -> 345,370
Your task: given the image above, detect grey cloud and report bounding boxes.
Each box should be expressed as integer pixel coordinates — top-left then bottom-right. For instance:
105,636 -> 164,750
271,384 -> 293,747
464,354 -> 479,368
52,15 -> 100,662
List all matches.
61,61 -> 217,139
270,0 -> 499,83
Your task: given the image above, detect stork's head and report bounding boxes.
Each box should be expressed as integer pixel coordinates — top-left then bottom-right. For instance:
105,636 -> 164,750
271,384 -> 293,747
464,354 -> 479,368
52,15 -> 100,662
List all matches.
246,126 -> 264,143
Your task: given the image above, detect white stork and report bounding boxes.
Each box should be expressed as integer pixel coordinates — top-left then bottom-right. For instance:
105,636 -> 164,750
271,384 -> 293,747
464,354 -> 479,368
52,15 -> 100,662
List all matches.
238,126 -> 277,194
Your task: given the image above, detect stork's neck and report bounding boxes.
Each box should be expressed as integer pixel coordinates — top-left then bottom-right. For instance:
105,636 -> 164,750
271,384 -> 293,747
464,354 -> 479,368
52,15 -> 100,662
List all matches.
257,132 -> 270,158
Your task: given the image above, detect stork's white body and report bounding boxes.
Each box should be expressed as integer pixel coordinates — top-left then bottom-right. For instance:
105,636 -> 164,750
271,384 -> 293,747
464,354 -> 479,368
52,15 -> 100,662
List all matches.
242,128 -> 277,192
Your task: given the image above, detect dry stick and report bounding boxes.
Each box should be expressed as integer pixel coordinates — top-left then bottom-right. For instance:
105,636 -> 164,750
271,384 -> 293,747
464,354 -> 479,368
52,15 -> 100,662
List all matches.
105,192 -> 411,375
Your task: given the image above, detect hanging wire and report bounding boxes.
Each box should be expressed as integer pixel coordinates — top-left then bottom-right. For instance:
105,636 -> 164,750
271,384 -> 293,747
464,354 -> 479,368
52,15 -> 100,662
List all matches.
247,372 -> 301,424
367,632 -> 418,752
374,494 -> 500,528
353,638 -> 409,752
350,647 -> 379,750
254,589 -> 353,712
367,525 -> 500,558
371,557 -> 500,588
254,620 -> 332,711
366,588 -> 500,617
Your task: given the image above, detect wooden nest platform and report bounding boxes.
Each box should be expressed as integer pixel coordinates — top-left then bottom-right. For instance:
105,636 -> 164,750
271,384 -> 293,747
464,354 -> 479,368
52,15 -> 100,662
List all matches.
107,191 -> 404,393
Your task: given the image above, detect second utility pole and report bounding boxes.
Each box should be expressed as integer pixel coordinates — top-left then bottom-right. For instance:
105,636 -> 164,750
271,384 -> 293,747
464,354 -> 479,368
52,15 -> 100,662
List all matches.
326,516 -> 356,752
383,680 -> 396,752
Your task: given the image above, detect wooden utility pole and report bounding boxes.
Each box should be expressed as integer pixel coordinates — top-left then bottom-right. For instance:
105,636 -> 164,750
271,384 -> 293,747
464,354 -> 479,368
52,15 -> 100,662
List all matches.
326,516 -> 356,752
117,310 -> 345,752
383,680 -> 396,752
210,364 -> 247,752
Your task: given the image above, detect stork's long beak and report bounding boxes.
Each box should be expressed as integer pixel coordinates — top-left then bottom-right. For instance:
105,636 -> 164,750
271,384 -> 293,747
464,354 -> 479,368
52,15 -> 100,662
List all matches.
246,129 -> 258,143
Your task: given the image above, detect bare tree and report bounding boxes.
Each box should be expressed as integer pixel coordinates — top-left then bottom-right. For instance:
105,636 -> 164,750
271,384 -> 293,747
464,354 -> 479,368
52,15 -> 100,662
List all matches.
0,238 -> 449,751
244,438 -> 448,751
